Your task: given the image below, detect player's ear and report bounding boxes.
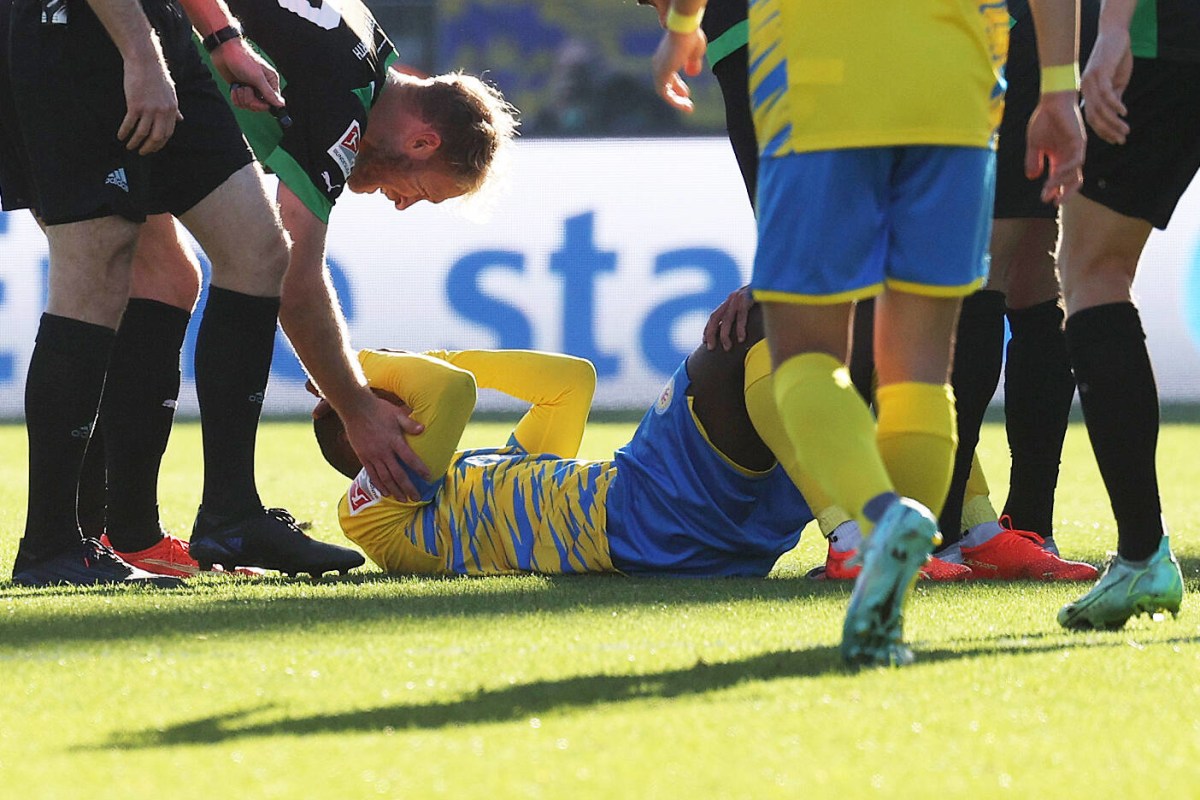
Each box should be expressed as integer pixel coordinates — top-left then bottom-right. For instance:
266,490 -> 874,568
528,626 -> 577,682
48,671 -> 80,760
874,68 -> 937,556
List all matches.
406,128 -> 441,156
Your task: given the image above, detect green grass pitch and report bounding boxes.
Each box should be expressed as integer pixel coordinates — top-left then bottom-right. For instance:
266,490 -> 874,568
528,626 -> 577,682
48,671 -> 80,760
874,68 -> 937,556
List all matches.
1,418 -> 1198,799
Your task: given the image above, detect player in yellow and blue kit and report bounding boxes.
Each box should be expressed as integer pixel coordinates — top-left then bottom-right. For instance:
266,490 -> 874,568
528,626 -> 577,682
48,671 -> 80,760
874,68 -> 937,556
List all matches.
314,309 -> 847,579
650,0 -> 1087,664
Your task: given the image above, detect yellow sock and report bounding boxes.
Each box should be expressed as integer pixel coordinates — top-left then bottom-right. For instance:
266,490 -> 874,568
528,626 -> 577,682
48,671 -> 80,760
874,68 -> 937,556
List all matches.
743,342 -> 853,536
960,452 -> 999,530
773,353 -> 893,529
875,381 -> 957,517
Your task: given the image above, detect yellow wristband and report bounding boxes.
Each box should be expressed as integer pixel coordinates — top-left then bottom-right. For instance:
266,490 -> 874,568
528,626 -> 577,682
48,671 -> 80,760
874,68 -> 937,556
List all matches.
666,6 -> 704,34
1040,63 -> 1080,94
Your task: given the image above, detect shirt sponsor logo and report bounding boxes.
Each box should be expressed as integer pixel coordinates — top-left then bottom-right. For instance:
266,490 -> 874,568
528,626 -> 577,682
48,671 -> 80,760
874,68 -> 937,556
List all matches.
276,0 -> 341,30
347,468 -> 381,515
327,120 -> 361,179
654,376 -> 674,415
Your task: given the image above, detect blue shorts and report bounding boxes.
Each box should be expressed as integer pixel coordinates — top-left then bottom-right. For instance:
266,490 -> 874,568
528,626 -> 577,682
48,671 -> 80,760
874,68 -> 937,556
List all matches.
752,146 -> 995,303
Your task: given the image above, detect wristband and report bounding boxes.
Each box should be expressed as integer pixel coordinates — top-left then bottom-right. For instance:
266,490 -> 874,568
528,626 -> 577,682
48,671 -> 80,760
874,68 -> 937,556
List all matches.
202,22 -> 243,53
666,6 -> 704,34
1040,63 -> 1080,94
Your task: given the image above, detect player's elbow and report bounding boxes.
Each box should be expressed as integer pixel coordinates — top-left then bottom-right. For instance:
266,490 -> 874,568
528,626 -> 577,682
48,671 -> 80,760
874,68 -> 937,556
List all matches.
435,362 -> 479,416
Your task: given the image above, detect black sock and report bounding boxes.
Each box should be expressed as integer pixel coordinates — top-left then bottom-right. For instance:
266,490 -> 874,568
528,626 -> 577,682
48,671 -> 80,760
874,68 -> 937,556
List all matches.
1065,303 -> 1163,561
848,297 -> 876,408
194,286 -> 279,516
98,299 -> 191,551
938,290 -> 1006,543
77,428 -> 107,540
1002,300 -> 1074,536
15,314 -> 115,569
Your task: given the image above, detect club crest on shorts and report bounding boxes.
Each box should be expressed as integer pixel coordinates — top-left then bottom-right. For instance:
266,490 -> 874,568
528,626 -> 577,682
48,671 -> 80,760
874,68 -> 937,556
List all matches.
654,376 -> 675,415
327,120 -> 361,179
347,468 -> 381,515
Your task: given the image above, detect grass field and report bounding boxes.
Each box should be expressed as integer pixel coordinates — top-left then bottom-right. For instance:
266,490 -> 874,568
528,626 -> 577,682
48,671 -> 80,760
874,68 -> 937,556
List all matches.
1,417 -> 1198,799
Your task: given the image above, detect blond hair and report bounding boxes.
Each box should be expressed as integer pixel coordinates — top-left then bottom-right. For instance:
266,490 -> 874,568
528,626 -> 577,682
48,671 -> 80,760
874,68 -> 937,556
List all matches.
411,73 -> 519,197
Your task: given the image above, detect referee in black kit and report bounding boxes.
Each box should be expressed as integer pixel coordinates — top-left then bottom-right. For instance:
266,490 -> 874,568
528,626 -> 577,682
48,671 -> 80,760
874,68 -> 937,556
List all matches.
0,0 -> 364,585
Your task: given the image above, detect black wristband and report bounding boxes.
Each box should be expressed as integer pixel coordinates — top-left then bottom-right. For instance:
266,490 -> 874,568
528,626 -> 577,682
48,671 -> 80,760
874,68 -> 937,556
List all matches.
202,23 -> 243,53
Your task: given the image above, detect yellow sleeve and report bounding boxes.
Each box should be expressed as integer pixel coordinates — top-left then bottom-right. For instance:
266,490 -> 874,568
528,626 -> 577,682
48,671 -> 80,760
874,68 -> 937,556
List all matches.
424,350 -> 596,458
356,349 -> 477,479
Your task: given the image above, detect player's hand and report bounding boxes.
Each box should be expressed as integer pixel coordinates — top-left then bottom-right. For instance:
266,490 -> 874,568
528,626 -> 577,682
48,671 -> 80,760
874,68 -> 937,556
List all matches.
703,285 -> 754,351
118,51 -> 181,154
1081,29 -> 1133,145
211,38 -> 284,112
652,29 -> 707,113
1025,92 -> 1086,206
341,392 -> 430,502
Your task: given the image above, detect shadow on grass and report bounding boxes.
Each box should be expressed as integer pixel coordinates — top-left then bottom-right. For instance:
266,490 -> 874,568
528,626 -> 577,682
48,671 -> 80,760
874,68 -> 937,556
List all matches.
4,553 -> 1197,650
98,631 -> 1200,750
0,574 -> 857,649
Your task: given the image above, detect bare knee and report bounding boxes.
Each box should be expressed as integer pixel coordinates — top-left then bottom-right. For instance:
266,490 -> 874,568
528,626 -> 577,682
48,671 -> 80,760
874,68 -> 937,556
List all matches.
1060,252 -> 1138,313
180,164 -> 290,295
129,215 -> 203,311
44,217 -> 139,326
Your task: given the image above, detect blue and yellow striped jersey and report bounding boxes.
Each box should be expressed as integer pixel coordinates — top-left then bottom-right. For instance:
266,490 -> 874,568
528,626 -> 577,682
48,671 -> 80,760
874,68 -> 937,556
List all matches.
749,0 -> 1009,157
337,348 -> 811,579
339,445 -> 616,576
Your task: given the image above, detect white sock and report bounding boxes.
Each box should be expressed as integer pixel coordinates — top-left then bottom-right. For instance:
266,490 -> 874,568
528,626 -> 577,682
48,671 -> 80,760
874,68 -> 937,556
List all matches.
937,539 -> 964,564
828,521 -> 862,553
960,519 -> 1004,549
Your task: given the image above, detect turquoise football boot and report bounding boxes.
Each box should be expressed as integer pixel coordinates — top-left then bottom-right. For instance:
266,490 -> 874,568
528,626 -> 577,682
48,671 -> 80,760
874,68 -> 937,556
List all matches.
1058,535 -> 1184,631
840,497 -> 941,667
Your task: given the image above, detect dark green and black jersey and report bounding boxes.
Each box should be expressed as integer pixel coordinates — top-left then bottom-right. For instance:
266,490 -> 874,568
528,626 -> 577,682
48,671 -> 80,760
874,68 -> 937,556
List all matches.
1130,0 -> 1200,62
215,0 -> 399,222
701,0 -> 748,70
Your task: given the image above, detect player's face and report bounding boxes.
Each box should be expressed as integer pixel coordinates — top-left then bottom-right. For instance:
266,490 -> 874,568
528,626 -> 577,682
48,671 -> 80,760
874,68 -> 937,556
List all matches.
374,167 -> 462,211
348,140 -> 465,210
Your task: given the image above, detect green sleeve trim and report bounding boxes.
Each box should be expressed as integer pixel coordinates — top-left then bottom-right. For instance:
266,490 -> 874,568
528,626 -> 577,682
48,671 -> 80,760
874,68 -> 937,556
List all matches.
1129,0 -> 1158,58
265,147 -> 333,223
195,34 -> 331,222
707,20 -> 748,69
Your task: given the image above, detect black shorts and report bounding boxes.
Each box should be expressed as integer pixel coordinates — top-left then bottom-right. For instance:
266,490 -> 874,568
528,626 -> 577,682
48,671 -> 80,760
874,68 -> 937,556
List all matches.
994,0 -> 1099,220
0,0 -> 35,212
1080,57 -> 1200,230
1,0 -> 253,224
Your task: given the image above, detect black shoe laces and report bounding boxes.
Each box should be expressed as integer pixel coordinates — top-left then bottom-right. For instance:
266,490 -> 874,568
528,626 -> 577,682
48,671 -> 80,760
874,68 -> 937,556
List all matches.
81,538 -> 126,570
265,508 -> 298,526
